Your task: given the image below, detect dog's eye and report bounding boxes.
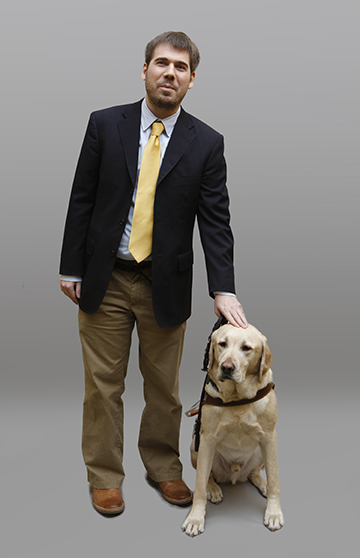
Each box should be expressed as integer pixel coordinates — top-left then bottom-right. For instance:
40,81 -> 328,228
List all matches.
219,342 -> 227,348
242,345 -> 252,352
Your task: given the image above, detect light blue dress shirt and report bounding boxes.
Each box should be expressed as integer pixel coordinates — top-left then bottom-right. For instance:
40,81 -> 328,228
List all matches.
117,99 -> 180,260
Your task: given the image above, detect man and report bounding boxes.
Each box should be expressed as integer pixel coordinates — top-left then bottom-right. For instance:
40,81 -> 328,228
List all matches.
60,31 -> 248,516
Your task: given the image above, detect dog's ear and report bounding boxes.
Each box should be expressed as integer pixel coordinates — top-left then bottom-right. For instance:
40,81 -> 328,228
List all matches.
202,318 -> 227,372
207,333 -> 216,373
259,338 -> 273,381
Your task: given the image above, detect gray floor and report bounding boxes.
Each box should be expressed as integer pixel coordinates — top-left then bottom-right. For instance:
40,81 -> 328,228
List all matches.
2,387 -> 357,558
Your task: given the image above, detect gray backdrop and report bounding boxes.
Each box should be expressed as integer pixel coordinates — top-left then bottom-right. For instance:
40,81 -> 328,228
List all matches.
1,1 -> 358,556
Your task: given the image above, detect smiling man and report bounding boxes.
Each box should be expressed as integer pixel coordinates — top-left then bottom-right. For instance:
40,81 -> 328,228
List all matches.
60,31 -> 247,516
142,43 -> 195,116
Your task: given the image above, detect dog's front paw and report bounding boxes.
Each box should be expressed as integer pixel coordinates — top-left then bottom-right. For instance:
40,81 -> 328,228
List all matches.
264,500 -> 284,531
182,513 -> 205,537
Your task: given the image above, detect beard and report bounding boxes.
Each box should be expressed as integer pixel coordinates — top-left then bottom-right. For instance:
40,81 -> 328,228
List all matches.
145,76 -> 188,110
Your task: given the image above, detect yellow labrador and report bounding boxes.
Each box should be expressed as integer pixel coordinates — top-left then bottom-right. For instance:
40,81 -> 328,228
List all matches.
182,324 -> 284,537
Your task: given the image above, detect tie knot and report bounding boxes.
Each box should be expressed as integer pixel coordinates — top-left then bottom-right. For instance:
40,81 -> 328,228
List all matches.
151,121 -> 164,137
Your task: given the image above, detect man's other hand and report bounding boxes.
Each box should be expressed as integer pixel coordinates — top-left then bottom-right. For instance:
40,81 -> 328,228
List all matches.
214,294 -> 248,328
60,280 -> 82,305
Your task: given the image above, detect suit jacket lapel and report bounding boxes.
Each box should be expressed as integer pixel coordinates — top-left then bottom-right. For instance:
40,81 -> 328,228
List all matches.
158,108 -> 196,184
117,102 -> 196,186
117,101 -> 142,186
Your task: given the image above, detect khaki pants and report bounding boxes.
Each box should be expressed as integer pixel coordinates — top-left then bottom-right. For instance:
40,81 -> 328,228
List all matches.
78,267 -> 186,489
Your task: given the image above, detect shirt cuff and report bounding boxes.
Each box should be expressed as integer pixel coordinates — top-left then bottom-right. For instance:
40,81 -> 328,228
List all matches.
213,291 -> 236,297
60,275 -> 83,282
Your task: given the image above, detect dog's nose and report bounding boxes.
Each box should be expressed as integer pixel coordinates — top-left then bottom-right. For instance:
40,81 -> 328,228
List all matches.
221,361 -> 235,379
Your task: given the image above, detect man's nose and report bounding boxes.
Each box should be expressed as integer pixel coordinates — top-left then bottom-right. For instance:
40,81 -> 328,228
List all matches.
164,64 -> 176,78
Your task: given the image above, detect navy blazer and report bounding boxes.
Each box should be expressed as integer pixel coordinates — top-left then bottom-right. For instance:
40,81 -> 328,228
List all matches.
60,100 -> 235,328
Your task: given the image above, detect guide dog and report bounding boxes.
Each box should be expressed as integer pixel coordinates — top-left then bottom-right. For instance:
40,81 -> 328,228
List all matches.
182,324 -> 284,536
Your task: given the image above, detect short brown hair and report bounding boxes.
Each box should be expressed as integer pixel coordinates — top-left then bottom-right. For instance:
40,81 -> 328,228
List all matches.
145,31 -> 200,73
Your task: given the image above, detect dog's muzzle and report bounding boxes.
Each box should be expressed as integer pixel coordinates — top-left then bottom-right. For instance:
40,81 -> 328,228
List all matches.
220,361 -> 235,380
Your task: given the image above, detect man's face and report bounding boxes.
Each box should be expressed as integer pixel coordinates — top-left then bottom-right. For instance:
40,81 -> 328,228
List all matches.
142,43 -> 195,118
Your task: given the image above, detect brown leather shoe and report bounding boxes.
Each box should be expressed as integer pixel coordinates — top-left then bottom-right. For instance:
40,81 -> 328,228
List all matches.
92,488 -> 125,515
147,476 -> 193,506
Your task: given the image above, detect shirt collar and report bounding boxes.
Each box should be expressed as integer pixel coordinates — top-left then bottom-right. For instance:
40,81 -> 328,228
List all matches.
141,98 -> 181,137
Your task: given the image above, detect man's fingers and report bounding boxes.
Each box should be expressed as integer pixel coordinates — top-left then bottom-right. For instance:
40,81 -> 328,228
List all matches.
225,309 -> 247,328
231,305 -> 248,328
214,295 -> 248,329
232,311 -> 248,329
75,282 -> 82,300
60,281 -> 81,305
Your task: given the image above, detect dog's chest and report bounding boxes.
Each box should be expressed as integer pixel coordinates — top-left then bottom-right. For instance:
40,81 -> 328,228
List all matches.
217,409 -> 264,453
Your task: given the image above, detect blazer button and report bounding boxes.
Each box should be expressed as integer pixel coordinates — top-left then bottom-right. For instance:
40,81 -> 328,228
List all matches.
110,250 -> 116,257
119,219 -> 125,226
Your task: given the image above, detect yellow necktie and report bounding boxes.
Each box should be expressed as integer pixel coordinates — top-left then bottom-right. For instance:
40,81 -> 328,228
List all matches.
129,121 -> 164,263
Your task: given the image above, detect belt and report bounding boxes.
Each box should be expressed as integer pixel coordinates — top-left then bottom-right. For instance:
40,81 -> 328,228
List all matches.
114,258 -> 152,273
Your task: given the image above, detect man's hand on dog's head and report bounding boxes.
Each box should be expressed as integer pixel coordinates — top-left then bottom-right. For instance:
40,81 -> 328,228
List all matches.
214,294 -> 248,329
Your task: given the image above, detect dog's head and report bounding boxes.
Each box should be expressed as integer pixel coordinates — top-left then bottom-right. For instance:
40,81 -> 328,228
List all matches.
207,324 -> 273,397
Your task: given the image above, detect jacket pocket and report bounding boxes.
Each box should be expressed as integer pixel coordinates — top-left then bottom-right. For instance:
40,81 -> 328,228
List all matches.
178,250 -> 194,272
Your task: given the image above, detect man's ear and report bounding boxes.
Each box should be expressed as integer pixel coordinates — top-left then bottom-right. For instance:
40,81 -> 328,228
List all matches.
141,63 -> 147,81
188,72 -> 195,90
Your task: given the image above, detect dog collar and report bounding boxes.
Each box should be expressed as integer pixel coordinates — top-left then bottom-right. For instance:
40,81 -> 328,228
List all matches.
202,382 -> 275,408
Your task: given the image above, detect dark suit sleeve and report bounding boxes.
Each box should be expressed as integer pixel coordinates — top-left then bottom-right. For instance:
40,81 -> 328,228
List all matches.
60,113 -> 100,276
197,134 -> 236,297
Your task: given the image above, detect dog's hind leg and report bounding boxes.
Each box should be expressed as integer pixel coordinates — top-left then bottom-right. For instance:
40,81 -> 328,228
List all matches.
207,472 -> 223,504
248,469 -> 267,498
247,448 -> 267,497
